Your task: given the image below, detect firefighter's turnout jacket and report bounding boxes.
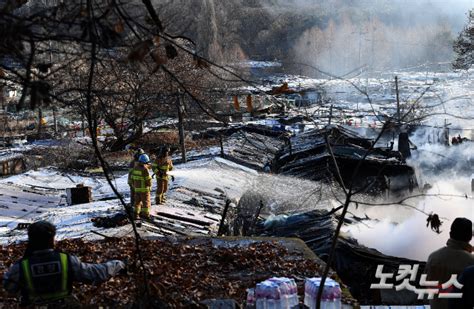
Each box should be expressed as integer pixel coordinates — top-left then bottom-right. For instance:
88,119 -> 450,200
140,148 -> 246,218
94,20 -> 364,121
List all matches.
128,163 -> 152,218
153,156 -> 173,204
128,163 -> 152,193
152,157 -> 173,180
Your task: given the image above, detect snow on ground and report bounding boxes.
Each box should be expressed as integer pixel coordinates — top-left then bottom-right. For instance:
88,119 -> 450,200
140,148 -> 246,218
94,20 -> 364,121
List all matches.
0,184 -> 62,231
0,157 -> 259,245
246,70 -> 474,133
230,60 -> 282,68
169,157 -> 257,201
1,168 -> 105,191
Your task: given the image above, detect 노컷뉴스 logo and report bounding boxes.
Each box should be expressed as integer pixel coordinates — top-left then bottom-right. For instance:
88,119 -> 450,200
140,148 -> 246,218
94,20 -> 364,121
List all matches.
370,264 -> 463,299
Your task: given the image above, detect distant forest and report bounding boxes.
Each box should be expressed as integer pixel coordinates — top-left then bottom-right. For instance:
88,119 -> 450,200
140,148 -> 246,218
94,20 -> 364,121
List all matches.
154,0 -> 470,74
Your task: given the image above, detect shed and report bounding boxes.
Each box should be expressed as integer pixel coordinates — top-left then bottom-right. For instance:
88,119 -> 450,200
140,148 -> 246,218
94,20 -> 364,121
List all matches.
294,88 -> 322,107
0,152 -> 25,176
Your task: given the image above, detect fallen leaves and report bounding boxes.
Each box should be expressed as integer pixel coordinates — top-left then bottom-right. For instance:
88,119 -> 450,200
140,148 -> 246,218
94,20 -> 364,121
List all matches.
0,238 -> 348,307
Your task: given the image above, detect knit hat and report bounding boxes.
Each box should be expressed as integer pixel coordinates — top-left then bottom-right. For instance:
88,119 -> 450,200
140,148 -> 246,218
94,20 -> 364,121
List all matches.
28,221 -> 56,239
450,218 -> 472,242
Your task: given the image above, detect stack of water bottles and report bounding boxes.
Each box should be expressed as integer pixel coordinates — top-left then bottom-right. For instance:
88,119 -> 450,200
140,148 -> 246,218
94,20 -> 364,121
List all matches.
252,277 -> 299,308
304,278 -> 342,309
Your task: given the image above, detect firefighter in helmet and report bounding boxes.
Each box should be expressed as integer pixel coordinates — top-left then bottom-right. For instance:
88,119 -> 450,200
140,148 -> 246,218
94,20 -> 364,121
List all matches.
128,148 -> 145,207
128,153 -> 152,219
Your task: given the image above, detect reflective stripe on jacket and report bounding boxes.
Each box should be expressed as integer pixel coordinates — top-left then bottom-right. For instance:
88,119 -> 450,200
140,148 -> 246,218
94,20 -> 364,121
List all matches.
152,157 -> 173,180
4,249 -> 125,303
20,252 -> 70,305
129,166 -> 152,192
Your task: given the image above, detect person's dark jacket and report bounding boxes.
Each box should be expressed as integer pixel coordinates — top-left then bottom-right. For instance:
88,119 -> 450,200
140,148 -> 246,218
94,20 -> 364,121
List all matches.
425,239 -> 474,309
449,265 -> 474,309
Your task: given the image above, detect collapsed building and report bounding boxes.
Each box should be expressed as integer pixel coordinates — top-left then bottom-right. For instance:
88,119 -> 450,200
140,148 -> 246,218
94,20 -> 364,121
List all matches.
212,123 -> 418,195
274,125 -> 418,195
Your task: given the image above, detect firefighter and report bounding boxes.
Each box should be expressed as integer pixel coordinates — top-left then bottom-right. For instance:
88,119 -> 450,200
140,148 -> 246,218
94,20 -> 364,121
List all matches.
3,221 -> 125,306
128,148 -> 145,207
128,148 -> 145,206
128,153 -> 152,219
152,147 -> 173,205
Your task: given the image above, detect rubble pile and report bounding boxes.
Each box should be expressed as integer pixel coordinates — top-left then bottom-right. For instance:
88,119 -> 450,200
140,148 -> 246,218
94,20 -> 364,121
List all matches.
275,125 -> 418,194
91,213 -> 129,228
195,124 -> 287,170
0,237 -> 357,307
223,130 -> 286,170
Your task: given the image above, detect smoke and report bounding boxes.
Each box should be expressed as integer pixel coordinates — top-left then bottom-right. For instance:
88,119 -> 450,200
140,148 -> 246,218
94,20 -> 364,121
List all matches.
345,177 -> 473,261
345,127 -> 474,261
242,157 -> 472,262
240,122 -> 474,262
263,0 -> 474,75
239,174 -> 342,215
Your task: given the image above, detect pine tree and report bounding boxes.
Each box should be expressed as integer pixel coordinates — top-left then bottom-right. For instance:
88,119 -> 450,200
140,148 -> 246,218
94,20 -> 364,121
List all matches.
453,10 -> 474,70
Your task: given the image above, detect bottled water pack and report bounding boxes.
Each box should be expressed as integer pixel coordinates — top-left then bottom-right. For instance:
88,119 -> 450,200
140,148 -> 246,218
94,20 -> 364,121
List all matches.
304,278 -> 342,309
252,277 -> 299,309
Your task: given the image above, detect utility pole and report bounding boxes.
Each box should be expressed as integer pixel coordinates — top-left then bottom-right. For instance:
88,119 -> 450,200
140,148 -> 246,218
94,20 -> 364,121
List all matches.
81,114 -> 85,137
37,107 -> 43,137
444,119 -> 450,146
395,76 -> 400,125
328,104 -> 333,125
177,92 -> 186,163
53,107 -> 58,137
219,134 -> 224,157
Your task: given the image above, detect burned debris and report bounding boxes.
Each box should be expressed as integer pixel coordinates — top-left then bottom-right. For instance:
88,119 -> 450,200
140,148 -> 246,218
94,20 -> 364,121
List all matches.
222,126 -> 287,171
193,122 -> 419,196
274,125 -> 418,195
256,209 -> 426,305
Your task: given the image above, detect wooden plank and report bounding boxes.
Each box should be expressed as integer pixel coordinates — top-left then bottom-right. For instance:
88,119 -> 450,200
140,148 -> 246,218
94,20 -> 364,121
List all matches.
204,215 -> 221,222
154,215 -> 210,230
152,215 -> 209,232
140,222 -> 174,236
147,219 -> 187,235
155,211 -> 212,227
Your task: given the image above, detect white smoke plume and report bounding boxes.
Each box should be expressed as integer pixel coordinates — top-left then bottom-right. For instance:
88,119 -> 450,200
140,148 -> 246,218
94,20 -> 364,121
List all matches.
345,128 -> 474,261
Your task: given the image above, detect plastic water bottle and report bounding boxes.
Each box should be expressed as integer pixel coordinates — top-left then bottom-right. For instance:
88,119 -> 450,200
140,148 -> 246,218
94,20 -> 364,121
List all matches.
247,288 -> 256,307
285,278 -> 298,308
333,281 -> 342,309
325,283 -> 335,309
321,280 -> 341,309
268,277 -> 298,308
304,278 -> 316,309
